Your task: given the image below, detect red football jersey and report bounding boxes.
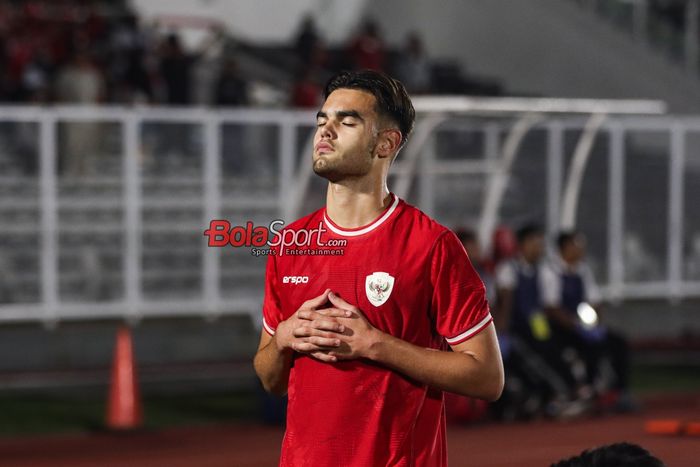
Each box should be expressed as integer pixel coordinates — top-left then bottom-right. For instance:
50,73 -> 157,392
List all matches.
262,193 -> 492,467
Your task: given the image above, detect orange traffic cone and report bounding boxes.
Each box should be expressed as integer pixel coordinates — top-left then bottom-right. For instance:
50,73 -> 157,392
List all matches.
105,325 -> 143,430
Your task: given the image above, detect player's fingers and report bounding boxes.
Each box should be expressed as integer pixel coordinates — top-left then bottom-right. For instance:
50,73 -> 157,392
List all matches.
292,325 -> 312,337
293,326 -> 339,338
298,308 -> 349,321
315,307 -> 353,318
310,351 -> 337,363
301,288 -> 332,310
292,341 -> 337,353
306,336 -> 341,348
297,309 -> 329,321
310,318 -> 345,333
328,292 -> 357,313
291,341 -> 318,353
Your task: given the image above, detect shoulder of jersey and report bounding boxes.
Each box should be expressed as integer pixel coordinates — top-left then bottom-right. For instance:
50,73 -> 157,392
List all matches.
398,199 -> 452,240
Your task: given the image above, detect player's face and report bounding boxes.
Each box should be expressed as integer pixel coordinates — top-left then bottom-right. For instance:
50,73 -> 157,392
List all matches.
313,88 -> 381,182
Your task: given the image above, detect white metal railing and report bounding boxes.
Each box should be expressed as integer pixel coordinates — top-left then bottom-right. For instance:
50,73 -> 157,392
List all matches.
0,103 -> 698,326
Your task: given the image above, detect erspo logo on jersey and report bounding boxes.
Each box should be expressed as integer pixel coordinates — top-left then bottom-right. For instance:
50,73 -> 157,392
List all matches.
203,219 -> 346,257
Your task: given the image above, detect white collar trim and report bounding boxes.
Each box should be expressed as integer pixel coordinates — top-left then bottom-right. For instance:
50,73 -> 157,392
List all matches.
323,194 -> 400,237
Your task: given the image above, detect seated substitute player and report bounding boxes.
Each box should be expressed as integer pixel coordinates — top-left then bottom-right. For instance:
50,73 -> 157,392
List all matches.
492,224 -> 573,419
541,231 -> 631,406
253,70 -> 504,467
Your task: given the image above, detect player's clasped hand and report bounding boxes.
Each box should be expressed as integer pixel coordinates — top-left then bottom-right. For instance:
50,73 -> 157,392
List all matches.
318,292 -> 380,361
275,288 -> 352,363
276,289 -> 382,364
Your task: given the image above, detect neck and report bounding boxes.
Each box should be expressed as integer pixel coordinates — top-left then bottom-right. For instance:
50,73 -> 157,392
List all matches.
325,175 -> 391,229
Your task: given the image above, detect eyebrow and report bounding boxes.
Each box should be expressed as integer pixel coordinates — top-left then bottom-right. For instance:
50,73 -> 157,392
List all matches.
316,110 -> 365,122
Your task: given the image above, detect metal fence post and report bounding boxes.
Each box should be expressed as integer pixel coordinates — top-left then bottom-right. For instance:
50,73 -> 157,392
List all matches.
39,114 -> 58,326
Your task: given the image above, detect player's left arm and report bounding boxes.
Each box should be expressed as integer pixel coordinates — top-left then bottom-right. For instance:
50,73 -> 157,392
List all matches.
323,292 -> 504,401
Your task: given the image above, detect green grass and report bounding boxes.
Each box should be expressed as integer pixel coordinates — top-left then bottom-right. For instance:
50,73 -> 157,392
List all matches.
0,390 -> 260,436
629,364 -> 700,395
0,364 -> 698,437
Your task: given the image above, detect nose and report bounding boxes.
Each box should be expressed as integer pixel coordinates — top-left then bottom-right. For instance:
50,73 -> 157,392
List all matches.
318,120 -> 336,140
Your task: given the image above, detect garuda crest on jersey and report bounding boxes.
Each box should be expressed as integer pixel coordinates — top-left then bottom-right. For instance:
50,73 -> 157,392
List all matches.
365,272 -> 395,306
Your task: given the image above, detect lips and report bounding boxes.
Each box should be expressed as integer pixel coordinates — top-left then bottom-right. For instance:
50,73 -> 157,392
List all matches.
315,142 -> 334,153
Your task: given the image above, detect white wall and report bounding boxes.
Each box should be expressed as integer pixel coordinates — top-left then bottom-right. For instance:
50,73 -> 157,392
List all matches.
366,0 -> 700,113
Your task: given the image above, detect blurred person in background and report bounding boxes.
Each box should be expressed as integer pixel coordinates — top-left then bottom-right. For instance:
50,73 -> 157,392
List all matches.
216,56 -> 251,176
215,56 -> 249,107
493,225 -> 582,420
394,32 -> 431,94
149,27 -> 226,170
55,46 -> 104,175
290,67 -> 322,108
19,46 -> 52,103
107,11 -> 154,103
294,15 -> 325,66
347,19 -> 386,71
159,33 -> 192,105
541,231 -> 634,412
0,26 -> 9,101
491,225 -> 518,267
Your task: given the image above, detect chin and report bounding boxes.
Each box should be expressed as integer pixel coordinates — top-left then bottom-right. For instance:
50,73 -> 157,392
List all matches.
313,163 -> 342,182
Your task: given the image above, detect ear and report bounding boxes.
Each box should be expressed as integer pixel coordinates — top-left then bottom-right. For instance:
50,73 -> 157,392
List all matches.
376,128 -> 402,160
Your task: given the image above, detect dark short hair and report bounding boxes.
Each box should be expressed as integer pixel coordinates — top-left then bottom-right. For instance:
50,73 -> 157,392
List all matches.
557,230 -> 581,251
323,70 -> 416,148
551,442 -> 665,467
516,224 -> 543,244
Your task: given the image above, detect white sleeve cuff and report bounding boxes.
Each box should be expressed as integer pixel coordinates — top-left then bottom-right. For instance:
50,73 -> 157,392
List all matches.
444,313 -> 493,345
262,317 -> 276,336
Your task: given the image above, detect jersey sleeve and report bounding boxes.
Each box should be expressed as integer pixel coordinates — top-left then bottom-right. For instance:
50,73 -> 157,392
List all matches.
430,230 -> 493,346
262,253 -> 282,336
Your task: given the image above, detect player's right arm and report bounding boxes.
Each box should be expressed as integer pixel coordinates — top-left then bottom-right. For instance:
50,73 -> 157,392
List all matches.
253,289 -> 350,396
253,329 -> 293,396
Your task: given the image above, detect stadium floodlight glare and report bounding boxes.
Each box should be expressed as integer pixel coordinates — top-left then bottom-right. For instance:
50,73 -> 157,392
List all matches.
411,96 -> 667,115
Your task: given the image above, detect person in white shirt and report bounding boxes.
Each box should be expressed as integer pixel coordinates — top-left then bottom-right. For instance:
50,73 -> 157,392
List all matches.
540,231 -> 632,408
493,225 -> 576,419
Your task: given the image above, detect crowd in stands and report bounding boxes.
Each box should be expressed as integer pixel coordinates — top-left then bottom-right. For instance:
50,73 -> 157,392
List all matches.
289,16 -> 501,108
452,225 -> 636,422
0,0 -> 250,107
0,1 -> 501,109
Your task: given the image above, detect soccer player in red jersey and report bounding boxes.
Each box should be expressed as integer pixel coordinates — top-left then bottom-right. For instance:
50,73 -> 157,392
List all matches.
253,70 -> 504,466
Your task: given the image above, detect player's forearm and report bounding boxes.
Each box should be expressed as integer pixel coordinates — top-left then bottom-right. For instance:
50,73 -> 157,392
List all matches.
367,331 -> 503,401
253,337 -> 293,396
